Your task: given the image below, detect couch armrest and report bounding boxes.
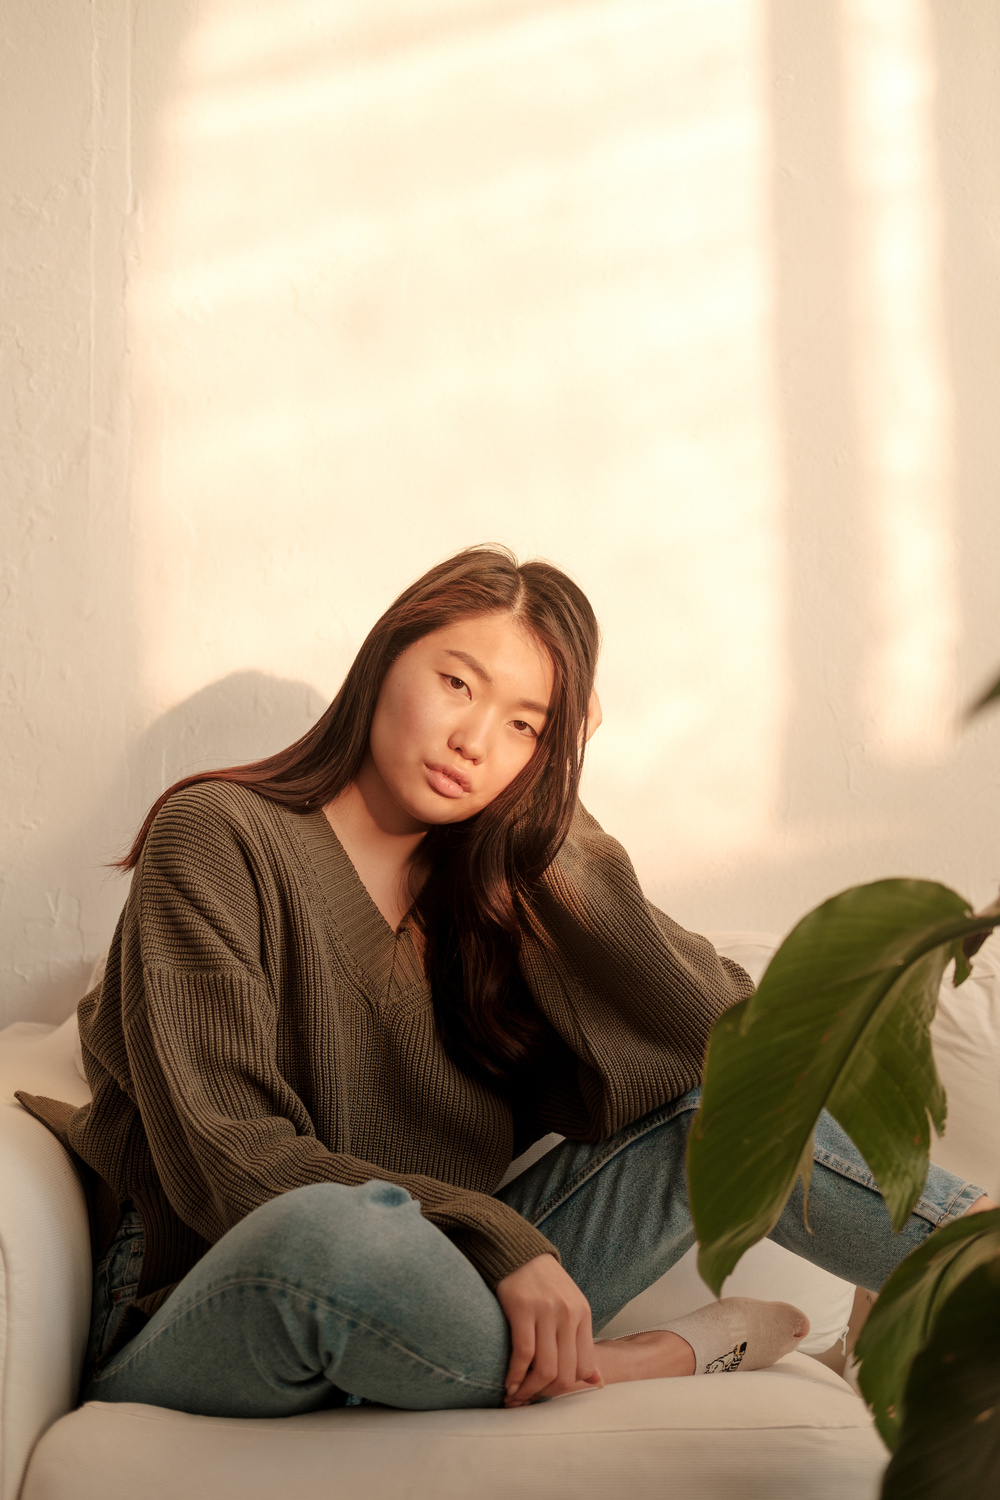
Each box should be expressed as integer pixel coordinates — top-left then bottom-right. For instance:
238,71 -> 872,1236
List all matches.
0,1023 -> 92,1500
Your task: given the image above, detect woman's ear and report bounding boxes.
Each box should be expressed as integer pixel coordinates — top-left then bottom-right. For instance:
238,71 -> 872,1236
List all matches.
584,687 -> 602,744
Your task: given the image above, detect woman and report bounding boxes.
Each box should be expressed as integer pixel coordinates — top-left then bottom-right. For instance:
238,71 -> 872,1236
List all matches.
19,546 -> 992,1416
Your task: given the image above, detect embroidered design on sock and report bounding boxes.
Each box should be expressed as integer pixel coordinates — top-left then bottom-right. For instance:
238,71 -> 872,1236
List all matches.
704,1341 -> 747,1374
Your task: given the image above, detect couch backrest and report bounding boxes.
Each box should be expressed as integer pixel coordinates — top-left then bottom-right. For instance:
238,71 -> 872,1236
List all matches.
0,1019 -> 92,1500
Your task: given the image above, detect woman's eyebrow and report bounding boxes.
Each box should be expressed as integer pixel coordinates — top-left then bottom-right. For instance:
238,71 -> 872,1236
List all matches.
445,649 -> 492,683
444,650 -> 549,717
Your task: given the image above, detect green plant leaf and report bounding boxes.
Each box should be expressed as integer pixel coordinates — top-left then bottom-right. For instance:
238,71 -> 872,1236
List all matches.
856,1208 -> 1000,1449
688,880 -> 1000,1295
967,668 -> 1000,718
878,1248 -> 1000,1494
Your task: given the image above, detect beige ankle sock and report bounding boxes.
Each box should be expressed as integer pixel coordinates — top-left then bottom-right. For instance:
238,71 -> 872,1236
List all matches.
622,1297 -> 809,1375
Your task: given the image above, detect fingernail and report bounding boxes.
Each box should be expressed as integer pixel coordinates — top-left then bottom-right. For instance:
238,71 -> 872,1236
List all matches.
507,1383 -> 519,1395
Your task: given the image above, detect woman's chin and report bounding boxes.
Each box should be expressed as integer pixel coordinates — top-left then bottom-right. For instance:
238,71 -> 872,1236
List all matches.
418,800 -> 479,826
403,788 -> 483,827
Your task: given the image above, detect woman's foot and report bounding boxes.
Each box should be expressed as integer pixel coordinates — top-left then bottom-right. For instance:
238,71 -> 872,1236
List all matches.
595,1297 -> 810,1383
593,1328 -> 697,1382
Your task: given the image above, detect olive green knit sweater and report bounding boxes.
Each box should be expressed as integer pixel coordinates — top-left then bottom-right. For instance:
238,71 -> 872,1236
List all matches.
19,781 -> 752,1329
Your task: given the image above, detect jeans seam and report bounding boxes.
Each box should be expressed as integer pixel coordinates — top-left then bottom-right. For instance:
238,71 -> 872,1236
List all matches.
812,1148 -> 880,1191
87,1274 -> 505,1396
812,1148 -> 984,1227
526,1092 -> 700,1230
932,1179 -> 984,1226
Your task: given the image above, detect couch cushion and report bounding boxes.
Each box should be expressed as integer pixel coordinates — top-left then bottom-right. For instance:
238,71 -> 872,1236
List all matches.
0,1018 -> 92,1500
927,930 -> 1000,1198
22,1356 -> 885,1500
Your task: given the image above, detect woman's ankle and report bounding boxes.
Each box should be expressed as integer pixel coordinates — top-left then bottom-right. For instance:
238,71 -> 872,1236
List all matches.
964,1195 -> 998,1216
595,1329 -> 696,1384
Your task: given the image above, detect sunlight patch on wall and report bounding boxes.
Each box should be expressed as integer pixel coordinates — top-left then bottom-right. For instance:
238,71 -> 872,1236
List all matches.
843,0 -> 959,764
130,0 -> 787,886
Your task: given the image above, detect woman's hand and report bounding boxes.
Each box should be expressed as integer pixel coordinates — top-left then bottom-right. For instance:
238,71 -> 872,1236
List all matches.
495,1253 -> 602,1406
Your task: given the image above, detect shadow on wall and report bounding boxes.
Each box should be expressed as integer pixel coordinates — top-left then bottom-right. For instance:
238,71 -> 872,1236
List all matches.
25,670 -> 327,1025
117,670 -> 329,820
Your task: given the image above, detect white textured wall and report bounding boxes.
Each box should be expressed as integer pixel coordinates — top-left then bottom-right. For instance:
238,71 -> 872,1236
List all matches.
3,0 -> 1000,1026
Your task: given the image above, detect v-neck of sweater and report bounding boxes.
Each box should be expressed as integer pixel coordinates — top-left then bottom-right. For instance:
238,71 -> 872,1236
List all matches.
290,804 -> 427,1006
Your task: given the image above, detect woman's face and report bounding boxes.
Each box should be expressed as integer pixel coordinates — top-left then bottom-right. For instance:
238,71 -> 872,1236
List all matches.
363,613 -> 555,831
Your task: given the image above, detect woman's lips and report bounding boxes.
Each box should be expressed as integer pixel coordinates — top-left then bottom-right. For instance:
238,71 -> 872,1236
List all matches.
425,763 -> 471,799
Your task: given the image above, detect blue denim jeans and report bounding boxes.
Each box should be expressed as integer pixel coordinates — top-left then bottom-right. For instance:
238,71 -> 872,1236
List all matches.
81,1094 -> 983,1416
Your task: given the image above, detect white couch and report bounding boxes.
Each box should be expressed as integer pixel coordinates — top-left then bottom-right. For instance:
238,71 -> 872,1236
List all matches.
3,932 -> 998,1500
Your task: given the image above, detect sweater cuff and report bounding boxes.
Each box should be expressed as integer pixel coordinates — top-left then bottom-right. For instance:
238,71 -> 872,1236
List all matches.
446,1206 -> 561,1289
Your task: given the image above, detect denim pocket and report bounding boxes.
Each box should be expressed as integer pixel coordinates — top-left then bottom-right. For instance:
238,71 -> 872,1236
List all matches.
84,1201 -> 145,1374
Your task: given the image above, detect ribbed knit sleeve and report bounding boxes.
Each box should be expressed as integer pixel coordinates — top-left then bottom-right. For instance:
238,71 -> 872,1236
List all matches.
108,786 -> 557,1289
519,804 -> 754,1139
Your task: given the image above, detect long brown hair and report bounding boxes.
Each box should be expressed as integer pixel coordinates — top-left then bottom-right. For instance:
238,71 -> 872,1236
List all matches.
120,546 -> 600,1086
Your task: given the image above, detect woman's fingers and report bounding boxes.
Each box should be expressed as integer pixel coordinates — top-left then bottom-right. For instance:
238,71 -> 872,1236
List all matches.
504,1311 -> 536,1399
526,1302 -> 596,1403
496,1254 -> 597,1407
577,1311 -> 598,1382
515,1324 -> 561,1405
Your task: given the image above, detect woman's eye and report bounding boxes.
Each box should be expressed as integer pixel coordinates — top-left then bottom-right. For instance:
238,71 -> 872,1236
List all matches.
445,675 -> 469,694
511,720 -> 537,737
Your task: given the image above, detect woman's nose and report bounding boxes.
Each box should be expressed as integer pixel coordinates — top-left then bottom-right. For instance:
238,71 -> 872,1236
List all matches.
448,718 -> 487,763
